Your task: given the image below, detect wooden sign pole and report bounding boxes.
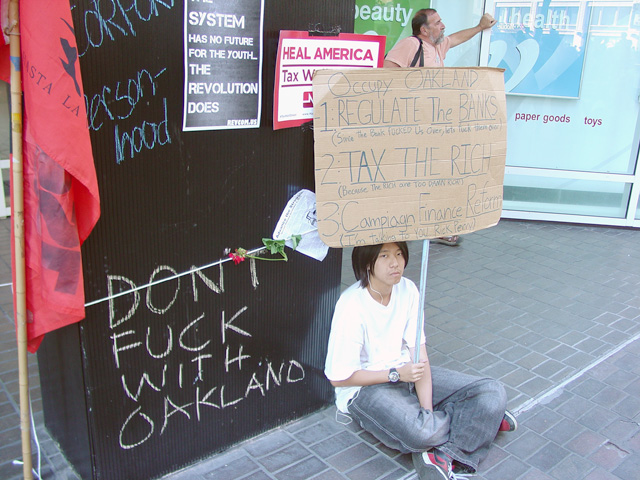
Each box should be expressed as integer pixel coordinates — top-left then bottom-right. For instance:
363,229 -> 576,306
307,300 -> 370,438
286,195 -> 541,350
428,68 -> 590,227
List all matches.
414,240 -> 430,363
8,0 -> 34,477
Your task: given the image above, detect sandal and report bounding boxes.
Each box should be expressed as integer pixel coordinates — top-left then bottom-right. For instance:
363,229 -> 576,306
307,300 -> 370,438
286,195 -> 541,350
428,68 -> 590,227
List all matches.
432,235 -> 462,246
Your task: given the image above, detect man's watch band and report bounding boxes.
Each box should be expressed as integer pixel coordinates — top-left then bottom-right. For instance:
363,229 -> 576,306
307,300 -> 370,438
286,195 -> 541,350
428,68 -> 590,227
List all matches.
388,367 -> 400,383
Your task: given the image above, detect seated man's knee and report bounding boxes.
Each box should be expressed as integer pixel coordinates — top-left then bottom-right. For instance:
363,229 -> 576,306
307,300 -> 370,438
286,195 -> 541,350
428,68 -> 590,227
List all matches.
402,410 -> 449,451
477,378 -> 507,413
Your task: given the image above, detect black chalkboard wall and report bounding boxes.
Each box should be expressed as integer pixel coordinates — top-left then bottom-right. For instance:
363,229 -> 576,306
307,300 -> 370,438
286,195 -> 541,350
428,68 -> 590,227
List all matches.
36,1 -> 351,479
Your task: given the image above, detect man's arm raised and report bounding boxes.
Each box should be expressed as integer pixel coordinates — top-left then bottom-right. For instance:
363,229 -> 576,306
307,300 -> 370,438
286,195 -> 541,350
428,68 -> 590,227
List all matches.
448,13 -> 496,48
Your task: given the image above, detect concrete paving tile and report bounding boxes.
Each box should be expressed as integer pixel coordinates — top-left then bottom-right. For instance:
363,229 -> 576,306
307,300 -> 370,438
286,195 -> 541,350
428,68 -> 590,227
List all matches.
537,388 -> 571,410
464,352 -> 501,370
548,366 -> 576,383
500,368 -> 537,389
601,329 -> 634,346
483,454 -> 530,479
500,345 -> 532,363
612,395 -> 640,419
623,378 -> 640,397
577,405 -> 620,432
590,386 -> 627,407
244,429 -> 295,458
610,317 -> 638,333
588,441 -> 628,471
528,338 -> 560,355
583,323 -> 615,339
548,453 -> 595,480
510,312 -> 542,326
478,444 -> 509,472
274,456 -> 329,480
574,337 -> 607,354
565,429 -> 608,458
313,431 -> 361,460
377,468 -> 411,480
532,359 -> 566,379
504,387 -> 524,408
517,468 -> 555,480
480,361 -> 518,380
309,469 -> 347,480
582,467 -> 621,480
545,344 -> 578,362
601,418 -> 640,446
515,352 -> 548,370
604,367 -> 638,390
448,345 -> 484,362
518,376 -> 553,397
258,443 -> 312,473
293,419 -> 344,446
0,461 -> 31,480
594,311 -> 623,325
523,408 -> 565,435
619,306 -> 640,320
541,418 -> 586,446
503,430 -> 547,459
515,331 -> 546,348
483,339 -> 518,356
284,411 -> 328,434
556,331 -> 589,347
45,455 -> 81,479
238,470 -> 272,480
326,443 -> 377,473
587,361 -> 620,382
526,443 -> 571,472
343,454 -> 397,480
201,455 -> 261,480
563,350 -> 597,369
434,338 -> 470,355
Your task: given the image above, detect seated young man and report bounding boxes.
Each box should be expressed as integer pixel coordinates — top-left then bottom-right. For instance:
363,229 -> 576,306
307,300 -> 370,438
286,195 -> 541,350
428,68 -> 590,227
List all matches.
325,242 -> 516,479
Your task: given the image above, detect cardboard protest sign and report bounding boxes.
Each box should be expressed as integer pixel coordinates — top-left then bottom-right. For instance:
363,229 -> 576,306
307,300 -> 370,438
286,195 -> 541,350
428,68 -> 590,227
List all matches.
313,67 -> 507,248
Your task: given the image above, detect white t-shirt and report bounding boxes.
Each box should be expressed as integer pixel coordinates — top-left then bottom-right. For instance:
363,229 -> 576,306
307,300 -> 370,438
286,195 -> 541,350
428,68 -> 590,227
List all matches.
324,277 -> 423,413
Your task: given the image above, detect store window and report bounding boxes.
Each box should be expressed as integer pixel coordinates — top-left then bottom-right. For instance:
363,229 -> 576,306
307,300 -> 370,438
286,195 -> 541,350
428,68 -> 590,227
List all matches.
486,0 -> 640,226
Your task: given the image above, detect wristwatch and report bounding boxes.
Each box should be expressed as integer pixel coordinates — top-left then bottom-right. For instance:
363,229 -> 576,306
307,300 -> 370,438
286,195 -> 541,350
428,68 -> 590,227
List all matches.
388,367 -> 400,383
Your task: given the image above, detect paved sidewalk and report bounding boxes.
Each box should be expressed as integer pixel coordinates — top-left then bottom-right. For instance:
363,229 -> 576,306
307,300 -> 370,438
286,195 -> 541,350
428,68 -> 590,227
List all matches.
1,218 -> 640,479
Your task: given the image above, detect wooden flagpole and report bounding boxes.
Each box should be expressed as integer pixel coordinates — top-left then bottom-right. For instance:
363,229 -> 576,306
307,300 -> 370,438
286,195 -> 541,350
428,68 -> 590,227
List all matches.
8,0 -> 33,477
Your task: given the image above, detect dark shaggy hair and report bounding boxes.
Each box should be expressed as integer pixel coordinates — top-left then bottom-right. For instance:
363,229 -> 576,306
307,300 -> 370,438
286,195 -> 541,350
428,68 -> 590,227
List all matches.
412,8 -> 438,36
351,242 -> 409,288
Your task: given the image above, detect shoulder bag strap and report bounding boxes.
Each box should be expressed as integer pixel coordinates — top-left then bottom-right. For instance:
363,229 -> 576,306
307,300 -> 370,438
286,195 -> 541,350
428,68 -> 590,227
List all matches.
409,36 -> 424,67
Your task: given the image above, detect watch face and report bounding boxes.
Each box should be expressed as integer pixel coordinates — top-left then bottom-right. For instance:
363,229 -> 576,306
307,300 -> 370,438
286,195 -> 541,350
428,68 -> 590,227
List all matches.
389,369 -> 400,382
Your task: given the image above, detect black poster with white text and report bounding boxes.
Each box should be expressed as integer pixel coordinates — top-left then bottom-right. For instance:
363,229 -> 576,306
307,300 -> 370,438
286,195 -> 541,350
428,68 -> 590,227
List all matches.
183,0 -> 264,130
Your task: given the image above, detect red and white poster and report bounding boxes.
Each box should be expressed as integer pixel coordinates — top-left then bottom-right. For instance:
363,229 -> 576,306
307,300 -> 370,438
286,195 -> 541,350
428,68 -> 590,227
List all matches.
273,31 -> 385,130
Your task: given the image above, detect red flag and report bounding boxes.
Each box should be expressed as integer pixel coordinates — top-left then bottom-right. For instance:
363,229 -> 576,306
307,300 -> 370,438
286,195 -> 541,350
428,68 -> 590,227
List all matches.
12,0 -> 100,352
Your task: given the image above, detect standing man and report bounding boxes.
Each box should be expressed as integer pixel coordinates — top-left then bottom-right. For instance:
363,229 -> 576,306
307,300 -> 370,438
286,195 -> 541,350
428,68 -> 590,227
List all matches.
384,9 -> 497,246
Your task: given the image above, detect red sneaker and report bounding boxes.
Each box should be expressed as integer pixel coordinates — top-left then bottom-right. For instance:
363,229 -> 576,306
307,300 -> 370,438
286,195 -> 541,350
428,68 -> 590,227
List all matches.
412,449 -> 451,480
499,410 -> 518,432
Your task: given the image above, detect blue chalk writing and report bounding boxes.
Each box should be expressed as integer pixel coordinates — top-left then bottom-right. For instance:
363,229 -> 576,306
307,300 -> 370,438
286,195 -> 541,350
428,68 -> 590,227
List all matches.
74,0 -> 175,56
114,97 -> 171,164
87,67 -> 166,131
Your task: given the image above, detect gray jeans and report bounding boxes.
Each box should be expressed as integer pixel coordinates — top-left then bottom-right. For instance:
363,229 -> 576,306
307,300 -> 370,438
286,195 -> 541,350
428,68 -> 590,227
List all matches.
347,366 -> 507,472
